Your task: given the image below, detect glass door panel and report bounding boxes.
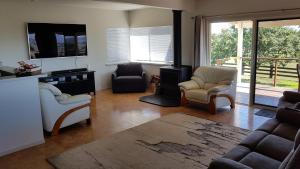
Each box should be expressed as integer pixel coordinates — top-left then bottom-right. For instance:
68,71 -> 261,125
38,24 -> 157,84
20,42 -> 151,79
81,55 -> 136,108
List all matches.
254,19 -> 300,107
210,21 -> 253,105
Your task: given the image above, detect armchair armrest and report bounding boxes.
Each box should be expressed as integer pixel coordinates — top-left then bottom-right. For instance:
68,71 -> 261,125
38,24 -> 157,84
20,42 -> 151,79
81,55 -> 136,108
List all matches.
276,107 -> 300,127
208,158 -> 252,169
282,91 -> 300,103
207,85 -> 231,93
142,71 -> 146,79
112,71 -> 117,79
59,94 -> 91,105
178,80 -> 199,90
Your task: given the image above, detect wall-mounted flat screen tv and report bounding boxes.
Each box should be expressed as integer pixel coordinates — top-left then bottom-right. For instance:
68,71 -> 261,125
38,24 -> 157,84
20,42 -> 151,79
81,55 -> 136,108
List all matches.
27,23 -> 88,59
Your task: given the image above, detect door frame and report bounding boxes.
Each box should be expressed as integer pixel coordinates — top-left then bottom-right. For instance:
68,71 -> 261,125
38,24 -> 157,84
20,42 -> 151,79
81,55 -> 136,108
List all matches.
250,17 -> 300,107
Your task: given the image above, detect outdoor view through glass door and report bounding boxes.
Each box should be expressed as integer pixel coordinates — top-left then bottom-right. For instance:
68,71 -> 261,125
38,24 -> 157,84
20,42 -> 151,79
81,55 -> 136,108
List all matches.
210,21 -> 253,105
254,19 -> 300,107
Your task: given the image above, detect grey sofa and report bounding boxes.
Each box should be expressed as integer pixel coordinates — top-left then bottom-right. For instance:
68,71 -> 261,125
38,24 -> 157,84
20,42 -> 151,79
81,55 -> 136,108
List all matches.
208,107 -> 300,169
112,63 -> 147,93
278,91 -> 300,109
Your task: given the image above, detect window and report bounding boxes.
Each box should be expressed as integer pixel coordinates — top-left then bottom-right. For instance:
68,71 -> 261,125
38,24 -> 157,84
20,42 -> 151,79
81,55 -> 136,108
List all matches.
106,28 -> 130,64
106,26 -> 173,64
130,26 -> 173,63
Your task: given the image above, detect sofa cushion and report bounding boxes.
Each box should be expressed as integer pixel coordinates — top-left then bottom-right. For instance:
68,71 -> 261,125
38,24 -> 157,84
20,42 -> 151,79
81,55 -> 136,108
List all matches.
239,130 -> 269,150
256,118 -> 280,133
255,134 -> 294,161
116,63 -> 143,76
240,152 -> 281,169
272,123 -> 299,141
223,145 -> 251,161
208,158 -> 252,169
185,89 -> 208,102
285,146 -> 300,169
276,108 -> 300,128
282,91 -> 300,103
279,150 -> 294,169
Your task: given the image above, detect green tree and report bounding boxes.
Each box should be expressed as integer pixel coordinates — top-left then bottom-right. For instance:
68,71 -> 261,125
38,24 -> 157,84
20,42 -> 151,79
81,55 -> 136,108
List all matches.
210,25 -> 300,67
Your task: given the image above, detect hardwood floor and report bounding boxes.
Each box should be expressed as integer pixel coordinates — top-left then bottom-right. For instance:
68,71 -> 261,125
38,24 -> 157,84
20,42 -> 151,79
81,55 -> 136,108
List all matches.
0,89 -> 269,169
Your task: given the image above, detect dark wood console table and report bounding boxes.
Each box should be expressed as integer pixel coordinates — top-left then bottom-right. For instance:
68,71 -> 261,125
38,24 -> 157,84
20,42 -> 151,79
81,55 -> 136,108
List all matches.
39,68 -> 96,95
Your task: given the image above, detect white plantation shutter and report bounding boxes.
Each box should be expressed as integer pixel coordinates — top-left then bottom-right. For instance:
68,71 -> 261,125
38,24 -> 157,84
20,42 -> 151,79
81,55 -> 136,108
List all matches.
106,26 -> 173,64
106,28 -> 130,64
130,28 -> 150,61
149,26 -> 173,63
130,26 -> 173,63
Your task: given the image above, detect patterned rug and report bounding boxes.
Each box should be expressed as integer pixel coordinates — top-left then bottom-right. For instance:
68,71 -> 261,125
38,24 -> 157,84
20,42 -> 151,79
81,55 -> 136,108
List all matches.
48,113 -> 251,169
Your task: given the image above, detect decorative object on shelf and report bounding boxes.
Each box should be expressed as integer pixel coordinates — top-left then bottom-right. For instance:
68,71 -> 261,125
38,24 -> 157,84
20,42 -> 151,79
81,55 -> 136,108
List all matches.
15,61 -> 41,77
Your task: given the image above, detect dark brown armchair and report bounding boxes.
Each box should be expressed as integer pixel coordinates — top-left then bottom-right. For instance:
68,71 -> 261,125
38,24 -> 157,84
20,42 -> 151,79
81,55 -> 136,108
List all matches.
112,63 -> 147,93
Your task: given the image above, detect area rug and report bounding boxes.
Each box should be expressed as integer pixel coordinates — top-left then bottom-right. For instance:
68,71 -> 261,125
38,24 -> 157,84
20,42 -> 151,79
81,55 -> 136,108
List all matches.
48,113 -> 251,169
255,109 -> 276,118
139,95 -> 180,107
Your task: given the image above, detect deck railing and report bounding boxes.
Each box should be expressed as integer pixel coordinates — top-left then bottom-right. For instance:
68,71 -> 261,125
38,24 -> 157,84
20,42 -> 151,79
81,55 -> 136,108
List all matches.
216,57 -> 300,86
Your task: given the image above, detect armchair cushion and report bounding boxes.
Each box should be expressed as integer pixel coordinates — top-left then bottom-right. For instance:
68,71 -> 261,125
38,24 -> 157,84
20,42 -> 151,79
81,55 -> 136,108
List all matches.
116,76 -> 142,80
59,94 -> 91,105
207,85 -> 231,93
39,82 -> 62,96
116,63 -> 143,76
185,89 -> 208,102
179,80 -> 200,90
191,76 -> 205,88
55,93 -> 71,102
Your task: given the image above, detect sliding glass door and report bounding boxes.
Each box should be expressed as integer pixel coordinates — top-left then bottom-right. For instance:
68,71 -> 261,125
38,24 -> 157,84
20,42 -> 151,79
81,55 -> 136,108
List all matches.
210,21 -> 253,105
254,18 -> 300,107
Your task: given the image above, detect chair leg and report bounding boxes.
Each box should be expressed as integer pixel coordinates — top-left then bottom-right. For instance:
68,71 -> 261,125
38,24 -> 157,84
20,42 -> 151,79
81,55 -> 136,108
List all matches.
209,95 -> 217,114
86,118 -> 92,125
51,128 -> 60,136
180,90 -> 189,106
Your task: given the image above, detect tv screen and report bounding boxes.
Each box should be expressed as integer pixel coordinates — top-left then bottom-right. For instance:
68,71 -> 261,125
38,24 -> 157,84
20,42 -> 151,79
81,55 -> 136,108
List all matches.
27,23 -> 88,59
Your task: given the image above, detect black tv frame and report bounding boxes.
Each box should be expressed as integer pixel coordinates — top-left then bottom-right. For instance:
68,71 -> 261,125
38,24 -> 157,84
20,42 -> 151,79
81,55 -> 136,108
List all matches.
26,23 -> 88,59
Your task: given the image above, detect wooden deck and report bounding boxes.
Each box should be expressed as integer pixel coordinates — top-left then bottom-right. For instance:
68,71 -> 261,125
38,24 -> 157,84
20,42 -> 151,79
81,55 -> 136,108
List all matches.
236,83 -> 296,107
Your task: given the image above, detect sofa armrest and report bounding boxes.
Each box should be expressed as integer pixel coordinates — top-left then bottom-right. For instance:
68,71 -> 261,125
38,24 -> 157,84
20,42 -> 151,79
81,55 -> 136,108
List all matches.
282,91 -> 300,103
208,158 -> 252,169
276,107 -> 300,127
207,85 -> 231,93
178,80 -> 199,90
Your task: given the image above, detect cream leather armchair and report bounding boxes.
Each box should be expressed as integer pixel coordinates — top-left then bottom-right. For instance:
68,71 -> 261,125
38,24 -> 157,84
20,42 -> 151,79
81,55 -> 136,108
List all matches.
179,66 -> 237,113
39,83 -> 92,135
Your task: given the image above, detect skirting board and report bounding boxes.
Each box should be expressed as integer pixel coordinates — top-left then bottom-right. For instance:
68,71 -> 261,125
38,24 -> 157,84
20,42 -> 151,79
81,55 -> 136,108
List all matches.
0,139 -> 45,157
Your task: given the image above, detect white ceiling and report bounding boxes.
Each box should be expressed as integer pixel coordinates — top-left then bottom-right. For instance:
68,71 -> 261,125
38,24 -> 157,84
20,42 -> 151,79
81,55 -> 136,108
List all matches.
27,0 -> 149,10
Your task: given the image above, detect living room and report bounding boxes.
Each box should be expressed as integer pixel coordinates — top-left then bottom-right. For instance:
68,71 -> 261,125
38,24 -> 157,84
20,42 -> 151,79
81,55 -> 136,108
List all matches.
0,0 -> 299,169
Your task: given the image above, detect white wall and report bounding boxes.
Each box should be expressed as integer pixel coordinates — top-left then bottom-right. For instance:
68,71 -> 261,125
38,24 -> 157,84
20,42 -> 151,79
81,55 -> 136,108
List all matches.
0,1 -> 129,90
0,76 -> 44,156
128,8 -> 194,77
196,0 -> 300,16
102,0 -> 197,11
